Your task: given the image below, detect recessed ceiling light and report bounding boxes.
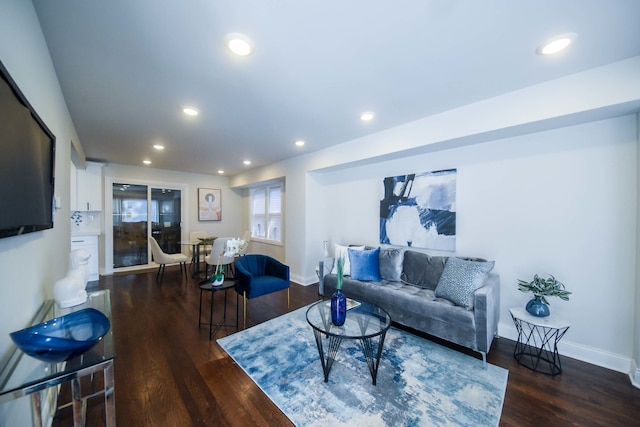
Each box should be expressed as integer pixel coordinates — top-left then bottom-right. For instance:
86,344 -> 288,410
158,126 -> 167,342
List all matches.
295,140 -> 305,147
225,33 -> 254,56
143,160 -> 152,165
218,170 -> 225,174
182,107 -> 199,116
153,144 -> 165,150
536,33 -> 577,55
360,112 -> 375,121
243,160 -> 251,165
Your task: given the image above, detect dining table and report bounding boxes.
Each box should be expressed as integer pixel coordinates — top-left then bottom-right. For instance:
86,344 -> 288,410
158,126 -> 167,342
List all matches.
179,237 -> 216,278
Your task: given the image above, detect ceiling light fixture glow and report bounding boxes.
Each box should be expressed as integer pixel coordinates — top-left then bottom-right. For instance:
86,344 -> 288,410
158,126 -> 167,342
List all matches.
182,107 -> 199,116
243,160 -> 251,165
218,170 -> 225,174
360,112 -> 375,121
225,33 -> 254,56
143,160 -> 151,165
536,33 -> 577,55
295,140 -> 305,147
153,144 -> 165,150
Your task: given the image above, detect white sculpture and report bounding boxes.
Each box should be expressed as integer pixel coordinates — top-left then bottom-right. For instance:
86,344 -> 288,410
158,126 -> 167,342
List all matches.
54,249 -> 91,308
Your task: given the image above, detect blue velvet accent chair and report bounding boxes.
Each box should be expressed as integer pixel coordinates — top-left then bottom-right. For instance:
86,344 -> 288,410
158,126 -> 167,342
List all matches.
234,254 -> 290,328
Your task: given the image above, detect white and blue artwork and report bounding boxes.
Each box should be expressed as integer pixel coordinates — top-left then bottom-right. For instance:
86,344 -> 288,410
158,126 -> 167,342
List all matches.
380,169 -> 456,251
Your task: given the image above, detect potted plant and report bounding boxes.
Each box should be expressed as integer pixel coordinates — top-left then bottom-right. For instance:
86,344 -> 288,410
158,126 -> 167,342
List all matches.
517,274 -> 571,317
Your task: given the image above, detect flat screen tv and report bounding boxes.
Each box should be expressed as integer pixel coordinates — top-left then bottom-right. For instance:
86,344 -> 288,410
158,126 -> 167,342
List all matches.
0,60 -> 56,239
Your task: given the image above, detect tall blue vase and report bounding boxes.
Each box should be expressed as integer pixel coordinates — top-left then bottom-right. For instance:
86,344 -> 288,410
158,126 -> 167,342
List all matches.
331,289 -> 347,326
526,296 -> 550,317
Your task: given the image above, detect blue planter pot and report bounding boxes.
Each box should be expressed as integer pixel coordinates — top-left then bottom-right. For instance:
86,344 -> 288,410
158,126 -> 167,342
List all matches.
526,296 -> 550,317
331,289 -> 347,326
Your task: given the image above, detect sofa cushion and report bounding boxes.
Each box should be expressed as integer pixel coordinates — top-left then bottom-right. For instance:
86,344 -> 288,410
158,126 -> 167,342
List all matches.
435,257 -> 495,310
401,250 -> 448,290
379,248 -> 404,281
349,247 -> 381,281
331,244 -> 365,276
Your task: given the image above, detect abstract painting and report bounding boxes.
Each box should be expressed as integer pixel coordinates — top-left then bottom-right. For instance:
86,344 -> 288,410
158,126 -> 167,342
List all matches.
198,188 -> 221,221
380,169 -> 456,251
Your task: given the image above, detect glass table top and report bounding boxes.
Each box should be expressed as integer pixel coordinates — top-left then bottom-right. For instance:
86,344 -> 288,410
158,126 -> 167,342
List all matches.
0,290 -> 114,402
306,299 -> 391,339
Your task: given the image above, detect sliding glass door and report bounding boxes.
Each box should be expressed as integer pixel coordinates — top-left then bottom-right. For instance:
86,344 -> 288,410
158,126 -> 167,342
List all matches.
112,183 -> 182,268
150,188 -> 182,254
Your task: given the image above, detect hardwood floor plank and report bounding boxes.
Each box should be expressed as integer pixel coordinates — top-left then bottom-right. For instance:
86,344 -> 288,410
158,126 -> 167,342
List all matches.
52,266 -> 639,427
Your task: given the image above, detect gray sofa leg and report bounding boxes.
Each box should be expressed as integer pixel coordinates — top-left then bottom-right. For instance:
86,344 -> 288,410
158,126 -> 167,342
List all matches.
480,351 -> 487,369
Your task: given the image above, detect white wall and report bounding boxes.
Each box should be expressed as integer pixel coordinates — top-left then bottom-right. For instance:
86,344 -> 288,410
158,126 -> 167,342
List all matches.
0,1 -> 81,423
0,0 -> 80,361
634,112 -> 640,387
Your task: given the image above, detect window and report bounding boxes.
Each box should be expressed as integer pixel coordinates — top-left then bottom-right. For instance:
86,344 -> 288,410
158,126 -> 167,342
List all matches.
250,183 -> 282,243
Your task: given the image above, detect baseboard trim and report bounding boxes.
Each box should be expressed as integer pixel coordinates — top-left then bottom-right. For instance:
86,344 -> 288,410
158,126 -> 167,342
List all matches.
629,359 -> 640,389
291,273 -> 318,286
498,320 -> 632,375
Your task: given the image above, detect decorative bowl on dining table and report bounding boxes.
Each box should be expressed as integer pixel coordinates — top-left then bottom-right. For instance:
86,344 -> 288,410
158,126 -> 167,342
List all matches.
10,308 -> 111,363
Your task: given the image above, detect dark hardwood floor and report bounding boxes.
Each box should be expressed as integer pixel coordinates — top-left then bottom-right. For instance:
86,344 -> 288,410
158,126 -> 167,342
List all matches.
53,266 -> 640,426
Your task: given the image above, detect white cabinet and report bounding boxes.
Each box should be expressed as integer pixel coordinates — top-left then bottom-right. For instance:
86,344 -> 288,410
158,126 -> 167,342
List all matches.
71,235 -> 99,281
75,162 -> 104,211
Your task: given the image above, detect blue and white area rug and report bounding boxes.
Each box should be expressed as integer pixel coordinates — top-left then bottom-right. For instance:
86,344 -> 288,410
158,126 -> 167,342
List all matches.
218,305 -> 508,426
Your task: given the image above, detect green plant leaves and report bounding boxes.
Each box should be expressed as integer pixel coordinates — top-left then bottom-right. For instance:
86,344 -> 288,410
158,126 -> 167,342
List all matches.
517,274 -> 571,304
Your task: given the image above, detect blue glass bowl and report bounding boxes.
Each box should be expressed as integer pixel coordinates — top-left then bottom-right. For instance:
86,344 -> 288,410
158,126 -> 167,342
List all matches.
10,308 -> 110,363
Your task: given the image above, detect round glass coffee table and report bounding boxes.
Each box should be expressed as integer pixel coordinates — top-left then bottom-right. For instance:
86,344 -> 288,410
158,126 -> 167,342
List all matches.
306,299 -> 391,385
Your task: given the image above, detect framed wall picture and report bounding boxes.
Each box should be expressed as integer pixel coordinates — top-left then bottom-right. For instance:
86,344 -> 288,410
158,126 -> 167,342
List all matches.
380,169 -> 457,251
198,188 -> 221,221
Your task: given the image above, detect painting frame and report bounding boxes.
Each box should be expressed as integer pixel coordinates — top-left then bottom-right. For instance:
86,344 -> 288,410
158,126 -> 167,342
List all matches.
379,169 -> 457,251
198,188 -> 222,221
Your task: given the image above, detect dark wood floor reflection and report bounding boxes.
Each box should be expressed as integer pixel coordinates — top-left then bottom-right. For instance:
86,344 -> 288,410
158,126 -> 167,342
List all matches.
52,266 -> 640,426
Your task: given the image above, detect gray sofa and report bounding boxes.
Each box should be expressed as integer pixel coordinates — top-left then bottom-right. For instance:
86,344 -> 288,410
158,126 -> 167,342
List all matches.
318,248 -> 500,365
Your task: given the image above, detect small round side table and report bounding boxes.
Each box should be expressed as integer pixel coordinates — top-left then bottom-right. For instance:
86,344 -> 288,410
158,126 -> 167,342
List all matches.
198,279 -> 237,339
509,307 -> 570,376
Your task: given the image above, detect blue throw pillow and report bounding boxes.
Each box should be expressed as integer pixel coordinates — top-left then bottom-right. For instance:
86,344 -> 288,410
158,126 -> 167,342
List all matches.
435,257 -> 495,310
349,247 -> 381,281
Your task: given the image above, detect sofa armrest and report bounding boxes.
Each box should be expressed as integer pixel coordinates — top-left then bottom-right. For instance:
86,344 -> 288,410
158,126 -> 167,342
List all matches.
318,258 -> 335,295
473,272 -> 500,354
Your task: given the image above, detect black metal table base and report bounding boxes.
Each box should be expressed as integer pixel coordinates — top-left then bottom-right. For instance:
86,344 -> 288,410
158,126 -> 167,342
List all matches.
512,316 -> 569,376
311,329 -> 387,385
198,280 -> 238,339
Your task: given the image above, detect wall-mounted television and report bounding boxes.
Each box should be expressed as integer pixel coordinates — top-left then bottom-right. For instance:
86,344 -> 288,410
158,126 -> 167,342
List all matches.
0,59 -> 56,239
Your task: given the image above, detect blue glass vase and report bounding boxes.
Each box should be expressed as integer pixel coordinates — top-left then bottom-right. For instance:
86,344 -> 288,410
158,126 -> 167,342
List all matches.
526,296 -> 550,317
331,289 -> 347,326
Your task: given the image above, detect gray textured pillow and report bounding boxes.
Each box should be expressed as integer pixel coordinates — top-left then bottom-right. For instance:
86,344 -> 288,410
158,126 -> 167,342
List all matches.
379,248 -> 404,281
435,257 -> 495,310
401,251 -> 447,290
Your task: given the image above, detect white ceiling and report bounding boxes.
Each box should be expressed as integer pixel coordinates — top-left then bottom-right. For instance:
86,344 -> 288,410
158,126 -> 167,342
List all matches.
33,0 -> 640,176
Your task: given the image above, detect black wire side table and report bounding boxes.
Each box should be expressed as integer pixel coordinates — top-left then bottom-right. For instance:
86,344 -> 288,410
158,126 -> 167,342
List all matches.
198,279 -> 238,339
510,307 -> 570,376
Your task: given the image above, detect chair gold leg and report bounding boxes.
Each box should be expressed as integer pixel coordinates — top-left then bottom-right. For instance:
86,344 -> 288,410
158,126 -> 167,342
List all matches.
243,292 -> 247,329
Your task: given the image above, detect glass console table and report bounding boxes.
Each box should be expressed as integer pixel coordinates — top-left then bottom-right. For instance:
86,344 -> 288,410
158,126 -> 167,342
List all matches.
0,290 -> 115,426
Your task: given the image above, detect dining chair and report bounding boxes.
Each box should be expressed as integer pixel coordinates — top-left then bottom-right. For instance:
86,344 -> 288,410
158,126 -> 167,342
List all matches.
204,237 -> 234,278
189,231 -> 211,264
149,237 -> 189,283
237,230 -> 251,256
